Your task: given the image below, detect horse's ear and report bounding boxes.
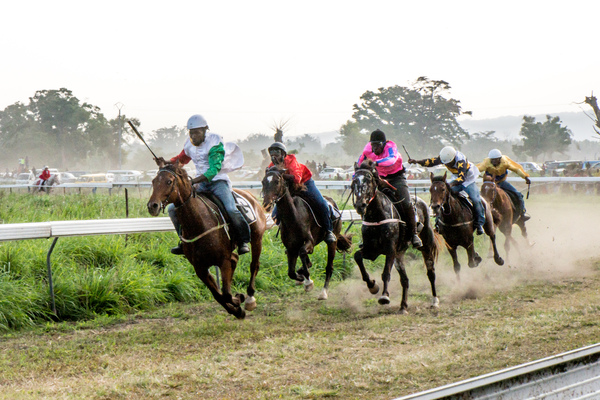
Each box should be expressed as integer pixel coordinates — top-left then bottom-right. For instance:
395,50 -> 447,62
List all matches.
354,161 -> 358,171
442,171 -> 447,181
430,172 -> 434,182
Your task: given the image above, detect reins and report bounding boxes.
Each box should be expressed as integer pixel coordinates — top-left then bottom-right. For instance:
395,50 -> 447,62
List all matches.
352,169 -> 403,226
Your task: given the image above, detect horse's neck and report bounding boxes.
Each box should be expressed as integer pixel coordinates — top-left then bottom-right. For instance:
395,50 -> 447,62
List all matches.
275,187 -> 299,220
175,194 -> 216,232
443,190 -> 468,221
365,192 -> 396,221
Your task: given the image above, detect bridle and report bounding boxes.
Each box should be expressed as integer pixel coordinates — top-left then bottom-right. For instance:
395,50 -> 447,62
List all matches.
430,180 -> 452,216
156,167 -> 193,213
351,169 -> 377,209
481,180 -> 498,203
262,169 -> 287,207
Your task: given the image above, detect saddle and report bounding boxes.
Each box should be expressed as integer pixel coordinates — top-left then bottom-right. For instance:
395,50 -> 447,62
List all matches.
503,190 -> 523,220
295,193 -> 341,227
199,191 -> 258,225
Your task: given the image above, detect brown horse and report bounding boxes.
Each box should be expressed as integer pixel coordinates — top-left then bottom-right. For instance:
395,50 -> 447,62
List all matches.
261,167 -> 352,300
147,160 -> 267,319
480,175 -> 530,259
429,172 -> 504,280
351,160 -> 443,311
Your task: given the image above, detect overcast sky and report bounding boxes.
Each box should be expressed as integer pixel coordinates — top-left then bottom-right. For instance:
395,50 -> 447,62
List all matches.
1,1 -> 598,141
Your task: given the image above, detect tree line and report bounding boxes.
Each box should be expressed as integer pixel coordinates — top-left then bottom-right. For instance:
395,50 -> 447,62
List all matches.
0,80 -> 586,173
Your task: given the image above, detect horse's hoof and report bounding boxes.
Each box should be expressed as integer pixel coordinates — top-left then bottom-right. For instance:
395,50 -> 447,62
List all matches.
495,256 -> 504,266
303,278 -> 314,292
244,296 -> 257,311
318,289 -> 328,300
234,308 -> 246,320
369,282 -> 380,295
399,308 -> 409,315
378,296 -> 390,305
294,279 -> 304,286
430,297 -> 440,309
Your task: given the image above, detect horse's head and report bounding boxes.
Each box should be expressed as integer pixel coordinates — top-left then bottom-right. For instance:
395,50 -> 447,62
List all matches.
429,171 -> 449,216
261,166 -> 287,212
147,160 -> 191,216
351,160 -> 379,216
480,174 -> 497,204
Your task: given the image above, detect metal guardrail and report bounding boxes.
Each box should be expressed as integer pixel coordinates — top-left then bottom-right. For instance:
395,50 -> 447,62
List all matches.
394,343 -> 600,399
2,176 -> 599,191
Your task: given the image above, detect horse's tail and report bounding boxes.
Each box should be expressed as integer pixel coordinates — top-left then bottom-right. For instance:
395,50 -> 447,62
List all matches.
335,233 -> 353,253
431,231 -> 445,262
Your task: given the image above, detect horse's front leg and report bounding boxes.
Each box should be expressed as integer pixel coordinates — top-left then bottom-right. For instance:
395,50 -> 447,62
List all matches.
318,241 -> 336,300
353,249 -> 379,294
394,252 -> 409,314
483,226 -> 504,266
286,250 -> 305,285
466,242 -> 482,269
420,245 -> 439,308
298,243 -> 314,292
448,246 -> 462,281
244,237 -> 262,312
195,265 -> 245,319
378,254 -> 395,305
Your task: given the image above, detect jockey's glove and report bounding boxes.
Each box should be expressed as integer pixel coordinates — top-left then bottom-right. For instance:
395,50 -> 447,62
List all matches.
191,175 -> 208,185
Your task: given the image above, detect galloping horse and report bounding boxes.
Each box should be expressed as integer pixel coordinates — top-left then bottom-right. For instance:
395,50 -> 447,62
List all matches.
352,160 -> 443,311
429,172 -> 504,280
32,174 -> 61,194
261,166 -> 352,300
147,160 -> 267,319
480,174 -> 530,259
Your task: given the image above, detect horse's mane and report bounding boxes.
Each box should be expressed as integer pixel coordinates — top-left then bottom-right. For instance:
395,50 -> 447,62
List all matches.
162,162 -> 190,181
265,165 -> 305,194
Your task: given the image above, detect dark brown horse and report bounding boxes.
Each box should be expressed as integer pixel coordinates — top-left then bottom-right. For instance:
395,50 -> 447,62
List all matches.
429,172 -> 504,280
261,167 -> 352,300
352,160 -> 443,312
147,160 -> 267,319
480,175 -> 530,259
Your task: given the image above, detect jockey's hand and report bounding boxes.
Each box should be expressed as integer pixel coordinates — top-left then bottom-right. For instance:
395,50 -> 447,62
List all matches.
449,180 -> 461,188
407,158 -> 417,165
191,175 -> 208,185
525,177 -> 531,185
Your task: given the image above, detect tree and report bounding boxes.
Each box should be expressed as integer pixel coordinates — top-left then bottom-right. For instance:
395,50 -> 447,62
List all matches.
512,115 -> 572,161
339,77 -> 470,157
583,94 -> 600,136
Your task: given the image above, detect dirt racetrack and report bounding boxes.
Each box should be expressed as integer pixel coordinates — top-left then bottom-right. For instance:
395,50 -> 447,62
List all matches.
1,195 -> 599,400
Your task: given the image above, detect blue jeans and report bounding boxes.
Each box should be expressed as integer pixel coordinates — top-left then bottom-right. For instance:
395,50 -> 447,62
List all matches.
168,179 -> 250,244
450,181 -> 485,228
272,178 -> 333,231
497,180 -> 526,213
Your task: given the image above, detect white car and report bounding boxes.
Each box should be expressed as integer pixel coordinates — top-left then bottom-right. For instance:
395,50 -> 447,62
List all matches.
319,167 -> 345,180
518,162 -> 543,173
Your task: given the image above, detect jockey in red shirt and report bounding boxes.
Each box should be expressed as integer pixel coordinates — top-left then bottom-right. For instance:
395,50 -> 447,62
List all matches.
39,166 -> 51,185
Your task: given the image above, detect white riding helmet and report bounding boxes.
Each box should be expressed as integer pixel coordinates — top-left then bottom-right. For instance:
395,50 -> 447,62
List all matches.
488,149 -> 502,159
44,166 -> 49,169
187,114 -> 208,130
439,146 -> 457,164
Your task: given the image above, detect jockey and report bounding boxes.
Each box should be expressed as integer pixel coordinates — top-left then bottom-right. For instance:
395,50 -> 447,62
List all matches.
268,142 -> 337,244
476,149 -> 531,221
409,146 -> 485,235
39,166 -> 51,187
158,114 -> 251,256
357,129 -> 422,248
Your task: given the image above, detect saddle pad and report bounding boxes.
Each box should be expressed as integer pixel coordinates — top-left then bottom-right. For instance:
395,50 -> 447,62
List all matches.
326,198 -> 342,221
232,191 -> 258,224
457,190 -> 473,208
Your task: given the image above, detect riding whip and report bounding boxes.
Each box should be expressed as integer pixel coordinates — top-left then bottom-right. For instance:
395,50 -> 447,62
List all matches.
127,120 -> 159,159
402,145 -> 412,161
526,182 -> 530,199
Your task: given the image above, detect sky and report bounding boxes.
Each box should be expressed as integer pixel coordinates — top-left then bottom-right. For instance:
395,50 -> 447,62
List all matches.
1,1 -> 599,142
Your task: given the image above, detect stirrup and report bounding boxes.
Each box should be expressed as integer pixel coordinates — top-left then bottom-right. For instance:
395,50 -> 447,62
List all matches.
238,242 -> 250,255
170,243 -> 184,255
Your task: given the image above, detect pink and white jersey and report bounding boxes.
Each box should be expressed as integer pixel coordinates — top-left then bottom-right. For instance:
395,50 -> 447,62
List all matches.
357,140 -> 404,177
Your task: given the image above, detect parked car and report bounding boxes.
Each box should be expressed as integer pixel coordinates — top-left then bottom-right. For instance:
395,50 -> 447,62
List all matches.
59,172 -> 77,183
79,173 -> 115,183
319,167 -> 345,180
107,170 -> 143,183
517,162 -> 543,173
582,160 -> 600,170
544,160 -> 583,176
15,172 -> 35,184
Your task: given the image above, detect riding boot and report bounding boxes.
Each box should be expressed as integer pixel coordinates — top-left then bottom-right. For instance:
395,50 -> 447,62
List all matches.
404,202 -> 422,248
170,242 -> 184,255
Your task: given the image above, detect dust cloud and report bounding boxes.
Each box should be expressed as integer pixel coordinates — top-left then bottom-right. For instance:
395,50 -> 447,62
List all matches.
330,197 -> 600,310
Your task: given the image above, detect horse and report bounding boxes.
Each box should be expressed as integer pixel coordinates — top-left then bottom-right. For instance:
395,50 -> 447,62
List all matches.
147,160 -> 267,319
351,160 -> 443,312
32,174 -> 61,194
261,166 -> 352,300
480,174 -> 530,259
429,172 -> 504,280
